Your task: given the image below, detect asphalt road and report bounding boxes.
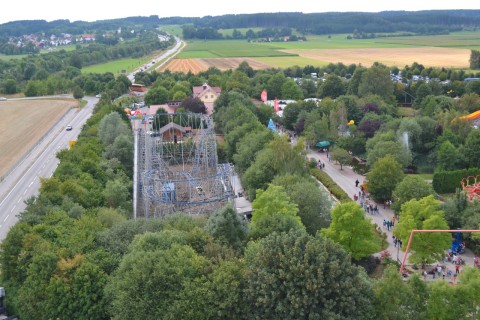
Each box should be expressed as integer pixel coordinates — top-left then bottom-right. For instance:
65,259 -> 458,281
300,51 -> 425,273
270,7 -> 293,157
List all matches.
0,97 -> 97,240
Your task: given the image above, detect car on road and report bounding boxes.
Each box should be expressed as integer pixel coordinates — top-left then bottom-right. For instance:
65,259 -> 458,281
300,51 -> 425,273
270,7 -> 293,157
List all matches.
66,125 -> 73,131
0,97 -> 7,101
95,94 -> 102,98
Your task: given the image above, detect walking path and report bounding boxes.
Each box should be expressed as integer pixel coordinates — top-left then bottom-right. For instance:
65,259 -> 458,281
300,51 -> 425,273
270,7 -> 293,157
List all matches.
307,148 -> 477,279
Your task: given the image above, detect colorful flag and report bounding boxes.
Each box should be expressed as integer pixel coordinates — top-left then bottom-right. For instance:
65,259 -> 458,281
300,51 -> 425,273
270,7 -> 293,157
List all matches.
261,89 -> 267,102
274,98 -> 279,113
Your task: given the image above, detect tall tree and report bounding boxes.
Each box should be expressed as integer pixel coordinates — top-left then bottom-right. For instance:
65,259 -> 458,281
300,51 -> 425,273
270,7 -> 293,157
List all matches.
394,195 -> 451,264
391,175 -> 434,214
204,204 -> 247,251
374,265 -> 428,320
358,64 -> 394,100
464,129 -> 480,168
249,184 -> 304,239
366,155 -> 404,201
330,147 -> 352,170
244,231 -> 376,319
470,49 -> 480,69
322,202 -> 380,260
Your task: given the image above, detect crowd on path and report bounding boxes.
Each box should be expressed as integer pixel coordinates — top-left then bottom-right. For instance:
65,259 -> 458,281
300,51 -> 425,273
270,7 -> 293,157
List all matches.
305,147 -> 479,281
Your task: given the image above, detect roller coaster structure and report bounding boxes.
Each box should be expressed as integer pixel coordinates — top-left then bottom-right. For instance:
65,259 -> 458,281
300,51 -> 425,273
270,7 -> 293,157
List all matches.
137,113 -> 234,217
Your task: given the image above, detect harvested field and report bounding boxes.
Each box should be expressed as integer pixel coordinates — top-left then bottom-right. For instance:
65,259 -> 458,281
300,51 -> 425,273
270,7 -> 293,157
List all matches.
160,58 -> 271,74
283,47 -> 471,68
0,99 -> 77,178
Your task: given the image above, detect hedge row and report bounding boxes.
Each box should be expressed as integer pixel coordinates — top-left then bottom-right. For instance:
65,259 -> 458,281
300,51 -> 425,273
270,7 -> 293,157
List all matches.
310,168 -> 352,203
432,168 -> 480,194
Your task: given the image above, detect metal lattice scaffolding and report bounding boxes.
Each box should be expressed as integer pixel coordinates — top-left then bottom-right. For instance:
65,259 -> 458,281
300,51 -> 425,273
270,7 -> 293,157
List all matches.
141,113 -> 234,217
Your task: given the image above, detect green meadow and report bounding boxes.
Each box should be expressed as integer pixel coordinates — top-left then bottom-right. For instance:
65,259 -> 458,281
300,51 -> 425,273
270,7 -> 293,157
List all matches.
177,40 -> 297,58
82,57 -> 150,74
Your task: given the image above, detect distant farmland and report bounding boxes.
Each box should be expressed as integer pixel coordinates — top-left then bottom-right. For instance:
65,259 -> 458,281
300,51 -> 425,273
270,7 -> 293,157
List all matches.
162,31 -> 480,73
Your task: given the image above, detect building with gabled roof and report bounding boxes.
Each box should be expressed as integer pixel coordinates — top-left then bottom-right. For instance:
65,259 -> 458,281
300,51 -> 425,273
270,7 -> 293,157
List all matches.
192,83 -> 221,115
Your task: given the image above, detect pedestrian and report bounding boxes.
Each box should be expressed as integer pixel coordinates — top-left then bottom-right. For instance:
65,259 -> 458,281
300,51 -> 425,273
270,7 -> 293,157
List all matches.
422,270 -> 427,280
355,179 -> 359,187
474,256 -> 479,267
455,264 -> 460,275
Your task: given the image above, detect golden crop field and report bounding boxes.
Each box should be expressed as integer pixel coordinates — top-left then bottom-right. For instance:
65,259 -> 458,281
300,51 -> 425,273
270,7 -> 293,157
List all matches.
283,47 -> 471,68
160,57 -> 271,73
0,99 -> 77,178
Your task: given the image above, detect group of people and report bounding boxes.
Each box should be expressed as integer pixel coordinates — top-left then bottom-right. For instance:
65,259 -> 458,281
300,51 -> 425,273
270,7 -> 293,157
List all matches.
317,159 -> 325,169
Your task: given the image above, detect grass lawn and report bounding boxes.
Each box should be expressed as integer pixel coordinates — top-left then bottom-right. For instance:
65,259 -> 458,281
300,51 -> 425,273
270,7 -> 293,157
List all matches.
82,57 -> 151,74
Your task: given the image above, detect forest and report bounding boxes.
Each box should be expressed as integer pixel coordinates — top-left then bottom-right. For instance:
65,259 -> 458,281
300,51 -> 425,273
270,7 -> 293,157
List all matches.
1,60 -> 480,318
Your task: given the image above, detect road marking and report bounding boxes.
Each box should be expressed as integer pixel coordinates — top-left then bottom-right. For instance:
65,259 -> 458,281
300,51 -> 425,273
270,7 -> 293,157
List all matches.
17,198 -> 21,203
23,188 -> 28,195
4,214 -> 10,221
0,225 -> 2,228
29,181 -> 34,188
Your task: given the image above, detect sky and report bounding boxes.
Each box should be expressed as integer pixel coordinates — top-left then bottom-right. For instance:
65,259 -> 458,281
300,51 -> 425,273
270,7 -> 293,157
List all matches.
1,0 -> 479,24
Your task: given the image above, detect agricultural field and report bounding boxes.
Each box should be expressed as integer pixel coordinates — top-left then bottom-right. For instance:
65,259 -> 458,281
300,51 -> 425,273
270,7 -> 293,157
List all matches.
0,99 -> 77,178
82,57 -> 151,74
178,40 -> 297,58
164,31 -> 480,73
160,57 -> 271,73
284,47 -> 471,68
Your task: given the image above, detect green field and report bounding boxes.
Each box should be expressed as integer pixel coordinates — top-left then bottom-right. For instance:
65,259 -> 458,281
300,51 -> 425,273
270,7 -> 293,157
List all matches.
159,25 -> 184,38
82,57 -> 150,74
372,31 -> 480,48
177,40 -> 297,58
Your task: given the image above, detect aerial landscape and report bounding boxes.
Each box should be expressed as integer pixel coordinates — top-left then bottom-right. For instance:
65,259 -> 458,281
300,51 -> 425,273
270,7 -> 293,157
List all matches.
1,1 -> 480,319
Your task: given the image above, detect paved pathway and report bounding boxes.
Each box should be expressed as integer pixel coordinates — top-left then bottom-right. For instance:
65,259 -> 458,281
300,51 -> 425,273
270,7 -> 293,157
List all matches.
307,149 -> 477,279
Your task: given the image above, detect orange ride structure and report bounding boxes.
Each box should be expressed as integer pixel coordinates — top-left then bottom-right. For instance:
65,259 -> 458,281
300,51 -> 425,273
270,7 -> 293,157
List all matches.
459,110 -> 480,121
400,229 -> 480,275
461,175 -> 480,201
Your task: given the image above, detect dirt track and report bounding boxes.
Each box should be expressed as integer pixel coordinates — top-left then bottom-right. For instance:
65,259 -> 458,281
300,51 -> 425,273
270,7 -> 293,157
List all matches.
0,99 -> 76,178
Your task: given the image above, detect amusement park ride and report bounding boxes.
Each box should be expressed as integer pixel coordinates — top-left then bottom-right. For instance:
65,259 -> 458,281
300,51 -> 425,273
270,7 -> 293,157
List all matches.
134,112 -> 234,217
462,175 -> 480,201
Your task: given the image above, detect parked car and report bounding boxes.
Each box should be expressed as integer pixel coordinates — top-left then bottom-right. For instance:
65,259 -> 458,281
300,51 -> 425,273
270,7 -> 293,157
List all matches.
95,94 -> 102,98
0,97 -> 7,101
66,125 -> 73,131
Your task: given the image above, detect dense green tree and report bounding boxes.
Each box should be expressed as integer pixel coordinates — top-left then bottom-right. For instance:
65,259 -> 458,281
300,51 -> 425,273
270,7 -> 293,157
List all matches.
391,175 -> 434,214
244,231 -> 376,319
470,49 -> 480,69
330,147 -> 352,170
464,129 -> 480,168
366,141 -> 412,168
322,202 -> 380,260
374,265 -> 428,320
436,140 -> 458,170
358,64 -> 393,100
106,243 -> 208,320
273,174 -> 331,234
144,86 -> 169,105
204,204 -> 247,251
98,112 -> 131,146
266,72 -> 286,99
366,155 -> 404,201
232,129 -> 273,174
318,74 -> 346,98
281,77 -> 304,100
394,195 -> 451,264
427,280 -> 459,319
249,184 -> 304,239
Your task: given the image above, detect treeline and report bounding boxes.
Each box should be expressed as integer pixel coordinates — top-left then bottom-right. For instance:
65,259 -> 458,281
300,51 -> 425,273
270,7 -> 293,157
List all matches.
0,31 -> 173,95
160,10 -> 480,35
182,26 -> 295,40
0,16 -> 162,37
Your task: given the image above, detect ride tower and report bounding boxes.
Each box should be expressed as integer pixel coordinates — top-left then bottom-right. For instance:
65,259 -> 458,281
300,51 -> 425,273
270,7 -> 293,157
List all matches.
140,112 -> 234,217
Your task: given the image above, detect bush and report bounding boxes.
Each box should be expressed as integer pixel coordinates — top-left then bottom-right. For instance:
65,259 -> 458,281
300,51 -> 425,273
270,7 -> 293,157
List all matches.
432,168 -> 480,194
310,168 -> 351,203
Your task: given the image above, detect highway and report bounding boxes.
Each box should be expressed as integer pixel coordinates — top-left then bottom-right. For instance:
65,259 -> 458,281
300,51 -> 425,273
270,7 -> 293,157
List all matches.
0,35 -> 185,241
0,97 -> 97,240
